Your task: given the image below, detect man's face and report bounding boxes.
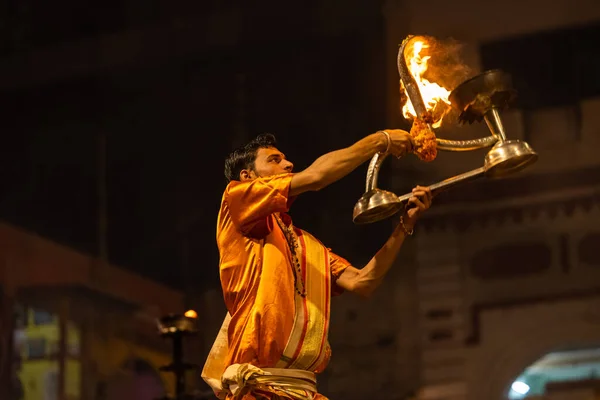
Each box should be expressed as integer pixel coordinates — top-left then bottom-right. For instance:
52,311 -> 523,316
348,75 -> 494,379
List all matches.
240,146 -> 294,181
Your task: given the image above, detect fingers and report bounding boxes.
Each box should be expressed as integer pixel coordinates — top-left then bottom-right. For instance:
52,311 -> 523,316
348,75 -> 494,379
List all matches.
407,196 -> 426,211
393,135 -> 414,158
393,149 -> 406,159
413,185 -> 432,197
411,186 -> 433,209
393,139 -> 414,158
390,147 -> 406,159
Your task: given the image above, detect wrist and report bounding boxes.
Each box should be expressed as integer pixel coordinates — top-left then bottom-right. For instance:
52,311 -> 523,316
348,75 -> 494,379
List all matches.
369,131 -> 388,154
398,214 -> 415,236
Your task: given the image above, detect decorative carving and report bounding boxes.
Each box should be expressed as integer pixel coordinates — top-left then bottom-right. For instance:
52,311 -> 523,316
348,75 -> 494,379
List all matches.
421,193 -> 599,234
418,163 -> 600,233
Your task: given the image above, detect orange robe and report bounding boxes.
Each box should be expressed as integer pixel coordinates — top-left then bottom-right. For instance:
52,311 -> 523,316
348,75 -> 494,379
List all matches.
216,173 -> 350,399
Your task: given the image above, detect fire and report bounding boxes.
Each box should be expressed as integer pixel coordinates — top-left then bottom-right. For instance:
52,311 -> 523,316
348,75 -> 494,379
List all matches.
401,40 -> 452,128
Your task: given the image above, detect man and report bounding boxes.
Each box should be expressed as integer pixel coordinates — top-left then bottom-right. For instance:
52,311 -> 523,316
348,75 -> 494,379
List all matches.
203,130 -> 433,399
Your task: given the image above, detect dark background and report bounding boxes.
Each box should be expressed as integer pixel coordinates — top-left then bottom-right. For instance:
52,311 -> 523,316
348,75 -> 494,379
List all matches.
2,0 -> 599,295
0,0 -> 394,294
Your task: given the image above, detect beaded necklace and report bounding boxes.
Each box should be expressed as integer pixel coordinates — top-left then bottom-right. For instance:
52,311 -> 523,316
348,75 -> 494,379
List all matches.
274,214 -> 307,298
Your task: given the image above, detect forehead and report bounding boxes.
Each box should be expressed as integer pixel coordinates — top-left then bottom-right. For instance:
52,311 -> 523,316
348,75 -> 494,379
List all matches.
256,147 -> 284,159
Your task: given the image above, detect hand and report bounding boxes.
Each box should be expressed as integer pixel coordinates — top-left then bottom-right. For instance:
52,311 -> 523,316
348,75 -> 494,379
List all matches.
378,129 -> 414,159
403,185 -> 433,228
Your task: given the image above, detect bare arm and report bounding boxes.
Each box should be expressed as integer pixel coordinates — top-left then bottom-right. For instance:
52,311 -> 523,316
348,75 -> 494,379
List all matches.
336,221 -> 409,298
289,129 -> 413,197
336,186 -> 433,298
289,133 -> 385,196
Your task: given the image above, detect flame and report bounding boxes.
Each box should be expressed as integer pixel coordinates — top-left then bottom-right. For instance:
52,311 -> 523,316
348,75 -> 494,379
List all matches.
184,309 -> 198,319
401,40 -> 451,128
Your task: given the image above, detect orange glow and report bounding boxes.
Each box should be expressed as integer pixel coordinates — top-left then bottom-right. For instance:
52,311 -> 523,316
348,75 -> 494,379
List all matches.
400,40 -> 451,128
184,309 -> 197,319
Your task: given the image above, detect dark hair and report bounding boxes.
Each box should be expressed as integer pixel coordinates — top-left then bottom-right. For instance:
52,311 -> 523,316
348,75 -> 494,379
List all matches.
224,133 -> 277,182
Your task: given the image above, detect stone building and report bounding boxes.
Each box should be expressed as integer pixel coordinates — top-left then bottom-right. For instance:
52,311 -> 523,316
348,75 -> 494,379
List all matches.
319,1 -> 600,399
0,222 -> 186,400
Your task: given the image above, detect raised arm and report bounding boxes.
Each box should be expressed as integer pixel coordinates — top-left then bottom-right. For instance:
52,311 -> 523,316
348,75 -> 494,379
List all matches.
289,130 -> 413,197
225,129 -> 413,234
336,186 -> 432,298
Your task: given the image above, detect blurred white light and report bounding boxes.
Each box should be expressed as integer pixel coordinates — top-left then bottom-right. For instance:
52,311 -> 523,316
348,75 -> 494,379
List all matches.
511,381 -> 530,395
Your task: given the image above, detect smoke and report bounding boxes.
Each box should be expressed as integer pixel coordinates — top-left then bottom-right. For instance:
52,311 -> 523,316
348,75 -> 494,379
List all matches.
422,36 -> 474,91
415,35 -> 475,126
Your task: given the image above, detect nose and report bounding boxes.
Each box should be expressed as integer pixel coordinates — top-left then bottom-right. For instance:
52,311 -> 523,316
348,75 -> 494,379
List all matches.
283,160 -> 294,172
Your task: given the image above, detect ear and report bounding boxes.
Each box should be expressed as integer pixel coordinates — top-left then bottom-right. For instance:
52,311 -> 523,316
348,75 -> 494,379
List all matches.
239,169 -> 255,182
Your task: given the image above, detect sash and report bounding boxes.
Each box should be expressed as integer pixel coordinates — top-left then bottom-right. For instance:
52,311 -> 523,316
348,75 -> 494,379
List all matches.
201,312 -> 232,399
221,364 -> 317,400
202,224 -> 332,397
275,229 -> 331,371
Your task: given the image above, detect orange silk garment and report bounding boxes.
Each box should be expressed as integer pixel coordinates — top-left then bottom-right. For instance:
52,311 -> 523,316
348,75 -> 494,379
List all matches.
217,173 -> 350,373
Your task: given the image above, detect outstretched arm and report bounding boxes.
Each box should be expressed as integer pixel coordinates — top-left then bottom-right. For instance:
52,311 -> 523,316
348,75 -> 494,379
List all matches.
226,129 -> 413,234
289,130 -> 413,197
336,186 -> 432,298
